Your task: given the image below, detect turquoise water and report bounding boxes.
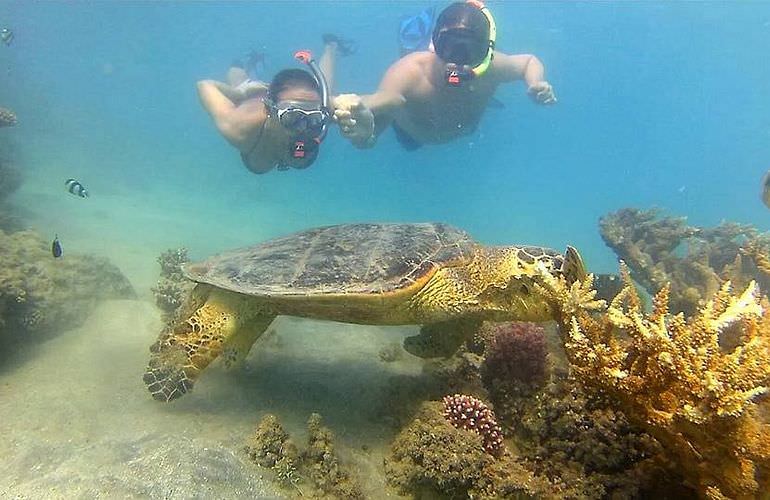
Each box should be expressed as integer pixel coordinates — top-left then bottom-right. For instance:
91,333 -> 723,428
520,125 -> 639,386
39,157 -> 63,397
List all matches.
2,1 -> 770,497
4,1 -> 769,271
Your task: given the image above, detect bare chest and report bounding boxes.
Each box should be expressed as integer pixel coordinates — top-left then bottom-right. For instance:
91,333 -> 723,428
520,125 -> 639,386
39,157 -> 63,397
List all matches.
402,81 -> 498,143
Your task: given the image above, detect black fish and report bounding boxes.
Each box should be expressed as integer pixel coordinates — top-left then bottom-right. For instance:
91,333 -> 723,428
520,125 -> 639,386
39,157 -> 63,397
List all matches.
52,235 -> 62,258
0,28 -> 13,46
593,273 -> 624,302
65,178 -> 89,198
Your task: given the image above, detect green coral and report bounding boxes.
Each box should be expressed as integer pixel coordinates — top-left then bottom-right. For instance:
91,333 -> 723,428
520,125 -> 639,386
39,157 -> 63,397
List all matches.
303,413 -> 363,499
245,413 -> 362,499
151,247 -> 193,323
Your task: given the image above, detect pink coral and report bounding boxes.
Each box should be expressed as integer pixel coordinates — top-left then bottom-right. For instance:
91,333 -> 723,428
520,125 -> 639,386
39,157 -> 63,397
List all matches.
482,322 -> 547,387
442,394 -> 504,456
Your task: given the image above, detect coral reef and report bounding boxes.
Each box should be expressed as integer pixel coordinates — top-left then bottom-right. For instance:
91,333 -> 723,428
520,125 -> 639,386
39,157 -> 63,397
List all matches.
244,414 -> 302,492
537,264 -> 770,498
0,134 -> 24,231
599,207 -> 765,315
442,394 -> 504,456
302,413 -> 363,499
0,160 -> 23,231
245,413 -> 362,499
480,321 -> 547,392
0,158 -> 22,202
385,401 -> 554,499
0,107 -> 16,127
380,320 -> 668,498
0,228 -> 135,340
151,248 -> 193,324
516,377 -> 668,499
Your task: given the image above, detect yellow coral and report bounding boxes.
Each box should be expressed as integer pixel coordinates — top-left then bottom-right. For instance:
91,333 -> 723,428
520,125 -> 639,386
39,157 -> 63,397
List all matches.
540,262 -> 770,498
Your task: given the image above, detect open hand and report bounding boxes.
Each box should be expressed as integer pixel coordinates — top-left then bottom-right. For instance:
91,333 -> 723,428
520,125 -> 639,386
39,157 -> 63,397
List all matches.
333,94 -> 375,147
527,81 -> 557,105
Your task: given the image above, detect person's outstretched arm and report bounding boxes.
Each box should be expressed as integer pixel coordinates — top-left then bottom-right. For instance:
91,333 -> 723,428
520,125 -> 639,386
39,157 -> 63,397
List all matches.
493,53 -> 557,105
196,80 -> 264,147
333,56 -> 420,148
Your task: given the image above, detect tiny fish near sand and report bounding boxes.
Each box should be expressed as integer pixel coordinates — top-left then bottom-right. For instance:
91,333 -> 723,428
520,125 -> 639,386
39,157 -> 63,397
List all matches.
65,178 -> 89,198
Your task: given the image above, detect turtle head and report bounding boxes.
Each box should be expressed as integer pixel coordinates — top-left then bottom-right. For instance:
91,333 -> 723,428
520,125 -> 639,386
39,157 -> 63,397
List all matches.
474,245 -> 587,321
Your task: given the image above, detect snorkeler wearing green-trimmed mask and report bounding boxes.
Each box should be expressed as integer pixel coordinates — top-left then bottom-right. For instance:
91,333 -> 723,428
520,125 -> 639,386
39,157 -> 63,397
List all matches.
334,1 -> 556,151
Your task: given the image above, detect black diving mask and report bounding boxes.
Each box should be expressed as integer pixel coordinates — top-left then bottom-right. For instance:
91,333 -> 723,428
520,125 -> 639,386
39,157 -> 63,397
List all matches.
434,28 -> 488,67
431,1 -> 497,87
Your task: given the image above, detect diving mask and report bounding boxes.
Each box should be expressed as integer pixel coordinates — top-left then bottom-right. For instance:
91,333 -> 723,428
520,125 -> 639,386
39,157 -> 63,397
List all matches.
271,50 -> 332,170
433,0 -> 497,86
269,100 -> 328,136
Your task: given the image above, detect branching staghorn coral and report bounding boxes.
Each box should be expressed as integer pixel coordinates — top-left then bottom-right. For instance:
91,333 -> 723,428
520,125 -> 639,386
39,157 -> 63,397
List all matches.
599,208 -> 764,315
538,263 -> 770,498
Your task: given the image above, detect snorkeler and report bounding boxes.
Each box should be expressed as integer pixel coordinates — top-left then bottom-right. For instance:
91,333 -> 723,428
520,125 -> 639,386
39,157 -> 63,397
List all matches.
334,1 -> 556,150
197,35 -> 350,174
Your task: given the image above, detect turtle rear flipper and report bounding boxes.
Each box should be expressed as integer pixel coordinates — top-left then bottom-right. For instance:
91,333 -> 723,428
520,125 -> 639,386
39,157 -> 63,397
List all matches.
403,318 -> 481,358
143,284 -> 274,402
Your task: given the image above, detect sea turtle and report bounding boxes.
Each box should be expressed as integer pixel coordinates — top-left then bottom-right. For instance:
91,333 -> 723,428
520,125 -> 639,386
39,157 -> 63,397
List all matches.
144,222 -> 586,402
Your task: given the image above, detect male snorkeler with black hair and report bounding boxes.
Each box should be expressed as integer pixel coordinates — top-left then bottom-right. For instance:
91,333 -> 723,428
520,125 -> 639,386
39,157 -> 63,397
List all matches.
197,35 -> 354,174
334,1 -> 556,150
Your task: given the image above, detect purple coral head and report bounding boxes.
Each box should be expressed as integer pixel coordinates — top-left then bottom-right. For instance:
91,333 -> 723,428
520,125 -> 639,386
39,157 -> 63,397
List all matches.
482,322 -> 547,387
442,394 -> 504,456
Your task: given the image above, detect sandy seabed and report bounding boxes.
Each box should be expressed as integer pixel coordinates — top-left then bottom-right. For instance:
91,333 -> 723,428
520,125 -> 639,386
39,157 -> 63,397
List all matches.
0,297 -> 424,498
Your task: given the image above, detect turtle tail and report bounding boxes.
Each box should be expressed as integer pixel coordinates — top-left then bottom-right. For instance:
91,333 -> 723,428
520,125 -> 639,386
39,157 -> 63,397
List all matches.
562,246 -> 587,285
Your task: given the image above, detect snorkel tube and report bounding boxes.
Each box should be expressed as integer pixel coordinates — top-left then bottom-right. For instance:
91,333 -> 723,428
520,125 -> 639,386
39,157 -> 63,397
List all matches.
466,0 -> 496,78
293,50 -> 331,142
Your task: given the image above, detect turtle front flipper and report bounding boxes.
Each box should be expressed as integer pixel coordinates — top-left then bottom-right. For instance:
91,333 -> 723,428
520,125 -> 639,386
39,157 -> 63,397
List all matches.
403,317 -> 481,358
143,284 -> 275,402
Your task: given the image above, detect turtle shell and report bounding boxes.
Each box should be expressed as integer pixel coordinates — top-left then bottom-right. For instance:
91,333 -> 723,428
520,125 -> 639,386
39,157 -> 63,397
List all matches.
183,222 -> 476,296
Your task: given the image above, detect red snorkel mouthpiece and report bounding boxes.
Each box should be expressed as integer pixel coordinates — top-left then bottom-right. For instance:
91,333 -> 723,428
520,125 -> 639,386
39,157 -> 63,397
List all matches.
292,141 -> 306,158
294,50 -> 312,64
